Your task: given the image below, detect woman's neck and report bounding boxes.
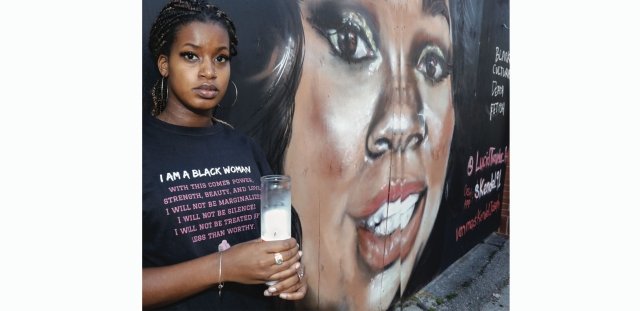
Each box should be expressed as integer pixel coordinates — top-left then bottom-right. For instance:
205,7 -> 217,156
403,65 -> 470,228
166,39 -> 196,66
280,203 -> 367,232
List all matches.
157,109 -> 213,128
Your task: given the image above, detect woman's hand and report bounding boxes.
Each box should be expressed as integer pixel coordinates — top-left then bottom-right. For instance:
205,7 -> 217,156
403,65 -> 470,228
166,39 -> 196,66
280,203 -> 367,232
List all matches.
223,238 -> 300,284
263,251 -> 307,300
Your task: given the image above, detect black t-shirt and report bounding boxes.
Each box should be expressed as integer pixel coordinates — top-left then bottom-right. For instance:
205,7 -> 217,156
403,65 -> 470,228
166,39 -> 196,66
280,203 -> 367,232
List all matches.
143,115 -> 275,310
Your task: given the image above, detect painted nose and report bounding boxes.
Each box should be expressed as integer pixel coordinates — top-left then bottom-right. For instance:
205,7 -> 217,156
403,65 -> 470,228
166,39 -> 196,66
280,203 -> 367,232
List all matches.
365,81 -> 425,159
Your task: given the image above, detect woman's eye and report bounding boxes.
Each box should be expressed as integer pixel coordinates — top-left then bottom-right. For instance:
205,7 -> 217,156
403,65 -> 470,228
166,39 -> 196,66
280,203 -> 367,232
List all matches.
325,22 -> 375,63
215,55 -> 229,63
416,45 -> 450,83
180,52 -> 199,62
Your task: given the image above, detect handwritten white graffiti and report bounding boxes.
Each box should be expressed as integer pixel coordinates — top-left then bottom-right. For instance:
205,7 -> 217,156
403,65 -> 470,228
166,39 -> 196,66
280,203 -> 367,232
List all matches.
488,46 -> 509,121
495,47 -> 509,64
490,102 -> 505,121
491,81 -> 504,97
492,64 -> 509,79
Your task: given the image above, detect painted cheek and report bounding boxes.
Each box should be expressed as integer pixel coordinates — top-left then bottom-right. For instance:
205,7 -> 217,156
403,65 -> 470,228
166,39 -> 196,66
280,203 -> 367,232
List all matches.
430,80 -> 453,116
306,76 -> 349,179
423,116 -> 453,188
323,77 -> 379,167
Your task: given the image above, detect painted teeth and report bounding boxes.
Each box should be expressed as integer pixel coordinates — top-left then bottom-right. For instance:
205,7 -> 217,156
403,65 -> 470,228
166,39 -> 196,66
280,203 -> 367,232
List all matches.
366,194 -> 419,236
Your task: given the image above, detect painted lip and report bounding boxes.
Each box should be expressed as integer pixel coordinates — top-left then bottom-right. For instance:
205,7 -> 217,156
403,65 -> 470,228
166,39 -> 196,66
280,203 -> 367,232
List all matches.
193,83 -> 219,99
355,181 -> 427,272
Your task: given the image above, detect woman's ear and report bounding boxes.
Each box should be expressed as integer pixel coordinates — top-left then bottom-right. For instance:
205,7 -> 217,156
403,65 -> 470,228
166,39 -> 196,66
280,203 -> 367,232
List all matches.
157,55 -> 169,78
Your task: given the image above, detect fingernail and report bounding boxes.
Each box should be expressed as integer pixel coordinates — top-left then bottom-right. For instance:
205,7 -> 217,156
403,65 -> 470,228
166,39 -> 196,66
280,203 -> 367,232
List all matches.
264,290 -> 271,296
295,262 -> 301,269
279,293 -> 288,299
268,286 -> 277,293
298,250 -> 303,257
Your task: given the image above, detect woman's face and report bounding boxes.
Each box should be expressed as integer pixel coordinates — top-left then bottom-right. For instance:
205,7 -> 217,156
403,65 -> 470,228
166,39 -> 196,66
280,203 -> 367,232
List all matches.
159,21 -> 231,117
285,0 -> 454,309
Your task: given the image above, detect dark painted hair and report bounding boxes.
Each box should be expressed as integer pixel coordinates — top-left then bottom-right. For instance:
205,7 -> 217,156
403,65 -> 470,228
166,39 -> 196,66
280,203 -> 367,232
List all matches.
213,1 -> 305,175
147,0 -> 239,116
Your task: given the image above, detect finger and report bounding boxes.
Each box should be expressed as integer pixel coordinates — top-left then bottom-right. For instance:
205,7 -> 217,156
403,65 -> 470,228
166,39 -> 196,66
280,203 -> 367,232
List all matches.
263,238 -> 297,253
269,260 -> 299,281
279,282 -> 307,300
269,248 -> 302,277
267,271 -> 302,296
271,261 -> 305,294
260,251 -> 282,271
262,239 -> 300,278
291,245 -> 302,260
280,246 -> 301,264
278,275 -> 303,294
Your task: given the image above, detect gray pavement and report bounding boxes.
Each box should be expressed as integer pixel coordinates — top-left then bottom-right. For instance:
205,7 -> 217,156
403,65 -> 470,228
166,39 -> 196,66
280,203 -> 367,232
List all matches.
393,233 -> 509,311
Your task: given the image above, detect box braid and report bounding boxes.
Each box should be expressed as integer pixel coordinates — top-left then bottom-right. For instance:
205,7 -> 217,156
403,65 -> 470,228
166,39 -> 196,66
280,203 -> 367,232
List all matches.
148,0 -> 239,116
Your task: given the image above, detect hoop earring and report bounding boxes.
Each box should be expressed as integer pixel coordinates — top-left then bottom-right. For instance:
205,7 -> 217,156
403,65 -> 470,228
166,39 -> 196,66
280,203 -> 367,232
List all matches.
219,81 -> 238,109
160,76 -> 165,103
230,80 -> 238,107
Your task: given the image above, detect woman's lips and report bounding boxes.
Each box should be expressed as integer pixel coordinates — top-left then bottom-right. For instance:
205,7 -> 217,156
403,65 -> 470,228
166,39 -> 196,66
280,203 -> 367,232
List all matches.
193,84 -> 219,99
355,182 -> 427,272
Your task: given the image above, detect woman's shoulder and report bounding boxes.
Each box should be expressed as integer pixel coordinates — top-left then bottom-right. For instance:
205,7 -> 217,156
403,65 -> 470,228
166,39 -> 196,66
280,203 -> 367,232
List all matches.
214,118 -> 261,150
214,118 -> 271,172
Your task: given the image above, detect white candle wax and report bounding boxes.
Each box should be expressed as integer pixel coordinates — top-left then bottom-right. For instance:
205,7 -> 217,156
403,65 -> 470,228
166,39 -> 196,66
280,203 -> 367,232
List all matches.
261,208 -> 291,241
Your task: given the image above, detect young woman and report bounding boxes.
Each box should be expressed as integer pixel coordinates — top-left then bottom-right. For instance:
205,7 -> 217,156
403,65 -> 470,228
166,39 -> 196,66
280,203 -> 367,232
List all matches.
142,1 -> 306,309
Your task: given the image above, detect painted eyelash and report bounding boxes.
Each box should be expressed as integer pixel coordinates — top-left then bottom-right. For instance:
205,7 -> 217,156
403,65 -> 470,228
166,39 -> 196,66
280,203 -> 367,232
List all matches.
309,10 -> 378,64
416,43 -> 453,83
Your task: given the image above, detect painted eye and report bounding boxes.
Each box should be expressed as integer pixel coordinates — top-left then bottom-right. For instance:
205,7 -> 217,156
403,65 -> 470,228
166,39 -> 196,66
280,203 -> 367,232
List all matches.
416,45 -> 450,83
325,22 -> 375,62
310,7 -> 378,64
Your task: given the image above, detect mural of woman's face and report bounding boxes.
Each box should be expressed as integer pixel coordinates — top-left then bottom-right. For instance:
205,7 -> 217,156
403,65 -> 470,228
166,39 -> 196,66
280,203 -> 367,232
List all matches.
285,0 -> 454,309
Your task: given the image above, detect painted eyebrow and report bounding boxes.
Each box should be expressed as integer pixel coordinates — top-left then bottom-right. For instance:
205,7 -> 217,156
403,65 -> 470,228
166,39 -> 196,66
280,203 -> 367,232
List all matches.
411,0 -> 453,66
423,0 -> 450,26
307,0 -> 379,32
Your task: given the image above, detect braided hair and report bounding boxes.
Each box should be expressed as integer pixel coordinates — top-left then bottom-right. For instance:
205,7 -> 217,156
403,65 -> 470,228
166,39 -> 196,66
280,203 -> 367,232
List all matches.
148,0 -> 239,116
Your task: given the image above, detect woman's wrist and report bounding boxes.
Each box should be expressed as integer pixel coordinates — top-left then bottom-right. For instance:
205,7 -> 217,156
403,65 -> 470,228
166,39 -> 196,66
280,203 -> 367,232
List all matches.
217,252 -> 224,296
216,240 -> 232,284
